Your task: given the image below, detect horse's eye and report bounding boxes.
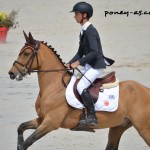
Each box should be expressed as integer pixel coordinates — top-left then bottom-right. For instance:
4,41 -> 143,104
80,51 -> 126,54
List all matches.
24,52 -> 30,57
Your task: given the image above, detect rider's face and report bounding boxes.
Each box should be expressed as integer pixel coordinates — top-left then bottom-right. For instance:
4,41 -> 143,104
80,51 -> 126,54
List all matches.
74,12 -> 83,23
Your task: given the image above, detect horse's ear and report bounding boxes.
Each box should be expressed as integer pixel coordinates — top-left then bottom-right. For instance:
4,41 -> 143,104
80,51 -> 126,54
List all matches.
28,32 -> 35,45
23,30 -> 29,42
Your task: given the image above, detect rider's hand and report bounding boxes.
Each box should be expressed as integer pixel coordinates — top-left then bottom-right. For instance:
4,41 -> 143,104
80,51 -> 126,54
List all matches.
70,60 -> 80,69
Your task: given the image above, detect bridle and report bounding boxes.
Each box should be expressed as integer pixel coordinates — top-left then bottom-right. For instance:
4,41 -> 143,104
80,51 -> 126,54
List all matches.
13,41 -> 40,76
12,41 -> 73,87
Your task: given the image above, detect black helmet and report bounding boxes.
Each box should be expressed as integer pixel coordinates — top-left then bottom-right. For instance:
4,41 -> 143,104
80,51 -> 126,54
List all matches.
70,2 -> 93,18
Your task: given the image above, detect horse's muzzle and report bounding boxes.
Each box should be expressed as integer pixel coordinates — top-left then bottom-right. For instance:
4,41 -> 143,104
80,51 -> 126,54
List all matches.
8,71 -> 16,80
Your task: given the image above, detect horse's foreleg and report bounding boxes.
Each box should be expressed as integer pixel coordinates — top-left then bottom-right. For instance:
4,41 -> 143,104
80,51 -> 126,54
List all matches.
20,118 -> 58,150
105,120 -> 132,150
17,118 -> 42,150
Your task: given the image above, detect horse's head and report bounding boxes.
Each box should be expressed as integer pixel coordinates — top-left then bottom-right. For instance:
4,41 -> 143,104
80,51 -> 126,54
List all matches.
8,31 -> 40,80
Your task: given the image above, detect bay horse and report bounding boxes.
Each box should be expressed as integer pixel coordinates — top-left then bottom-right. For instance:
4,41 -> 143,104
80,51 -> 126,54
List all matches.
8,32 -> 150,150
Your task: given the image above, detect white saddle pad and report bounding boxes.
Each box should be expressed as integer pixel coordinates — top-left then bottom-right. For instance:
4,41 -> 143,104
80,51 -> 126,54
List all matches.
66,75 -> 119,112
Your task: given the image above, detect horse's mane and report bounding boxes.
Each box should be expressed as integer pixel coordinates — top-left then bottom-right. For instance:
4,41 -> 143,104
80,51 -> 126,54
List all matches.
41,41 -> 66,66
41,41 -> 72,75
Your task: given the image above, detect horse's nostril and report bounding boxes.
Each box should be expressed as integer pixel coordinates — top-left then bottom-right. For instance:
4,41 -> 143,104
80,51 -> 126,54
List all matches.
8,71 -> 14,76
8,71 -> 16,80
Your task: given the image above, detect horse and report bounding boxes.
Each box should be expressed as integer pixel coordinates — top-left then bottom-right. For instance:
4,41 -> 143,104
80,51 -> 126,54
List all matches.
8,31 -> 150,150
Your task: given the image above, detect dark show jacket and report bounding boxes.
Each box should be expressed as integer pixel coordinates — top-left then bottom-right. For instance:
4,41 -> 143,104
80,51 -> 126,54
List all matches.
69,24 -> 114,68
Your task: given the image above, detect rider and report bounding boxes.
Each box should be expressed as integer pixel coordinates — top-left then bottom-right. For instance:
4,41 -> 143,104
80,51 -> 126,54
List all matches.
66,2 -> 114,127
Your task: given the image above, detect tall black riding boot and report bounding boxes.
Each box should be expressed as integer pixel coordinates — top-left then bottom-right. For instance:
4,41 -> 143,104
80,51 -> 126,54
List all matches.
80,89 -> 98,128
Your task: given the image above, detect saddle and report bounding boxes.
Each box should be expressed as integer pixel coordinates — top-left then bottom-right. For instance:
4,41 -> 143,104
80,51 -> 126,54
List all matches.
73,71 -> 117,104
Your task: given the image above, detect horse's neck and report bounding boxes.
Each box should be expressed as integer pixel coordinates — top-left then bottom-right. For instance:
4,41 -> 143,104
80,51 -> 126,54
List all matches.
37,44 -> 67,92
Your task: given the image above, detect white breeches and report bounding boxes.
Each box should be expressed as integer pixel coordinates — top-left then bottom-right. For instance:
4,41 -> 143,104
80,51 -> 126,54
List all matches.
76,64 -> 104,95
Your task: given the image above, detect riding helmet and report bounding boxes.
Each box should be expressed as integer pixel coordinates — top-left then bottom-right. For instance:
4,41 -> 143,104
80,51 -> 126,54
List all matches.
70,2 -> 93,18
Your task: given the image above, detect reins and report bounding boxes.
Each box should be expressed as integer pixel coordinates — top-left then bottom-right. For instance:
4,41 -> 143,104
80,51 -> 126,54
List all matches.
13,40 -> 74,87
31,68 -> 73,73
31,68 -> 74,88
13,40 -> 94,88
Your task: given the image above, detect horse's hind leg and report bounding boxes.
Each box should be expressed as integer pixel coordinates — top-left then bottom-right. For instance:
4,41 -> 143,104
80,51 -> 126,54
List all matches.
140,131 -> 150,146
105,119 -> 132,150
17,118 -> 42,150
137,126 -> 150,146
